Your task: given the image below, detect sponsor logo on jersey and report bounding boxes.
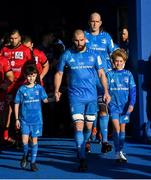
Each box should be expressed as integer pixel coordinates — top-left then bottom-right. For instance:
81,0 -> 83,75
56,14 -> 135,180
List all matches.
110,87 -> 129,91
15,52 -> 23,59
12,67 -> 21,72
24,99 -> 39,103
90,46 -> 105,51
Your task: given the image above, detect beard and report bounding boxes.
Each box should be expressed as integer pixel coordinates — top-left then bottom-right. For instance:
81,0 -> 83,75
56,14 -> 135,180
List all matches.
75,44 -> 86,52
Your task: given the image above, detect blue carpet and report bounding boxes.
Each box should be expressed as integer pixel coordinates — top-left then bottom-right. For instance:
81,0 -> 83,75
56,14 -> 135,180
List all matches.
0,138 -> 151,179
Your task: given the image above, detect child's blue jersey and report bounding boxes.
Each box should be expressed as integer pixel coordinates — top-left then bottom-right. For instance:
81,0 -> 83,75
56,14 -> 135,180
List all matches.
84,30 -> 118,72
107,69 -> 136,114
57,48 -> 103,103
14,84 -> 48,125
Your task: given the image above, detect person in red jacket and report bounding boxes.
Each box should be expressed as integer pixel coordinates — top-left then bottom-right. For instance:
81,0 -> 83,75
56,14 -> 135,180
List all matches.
1,29 -> 32,145
22,35 -> 49,86
0,54 -> 14,144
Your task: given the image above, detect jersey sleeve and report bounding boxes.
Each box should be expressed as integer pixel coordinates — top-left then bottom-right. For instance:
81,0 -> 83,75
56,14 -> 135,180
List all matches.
14,88 -> 22,104
106,33 -> 115,54
39,85 -> 48,101
129,72 -> 136,106
39,50 -> 48,65
95,54 -> 104,71
3,57 -> 12,73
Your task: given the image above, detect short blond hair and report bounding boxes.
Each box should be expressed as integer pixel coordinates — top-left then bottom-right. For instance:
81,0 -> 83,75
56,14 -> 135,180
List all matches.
111,49 -> 128,62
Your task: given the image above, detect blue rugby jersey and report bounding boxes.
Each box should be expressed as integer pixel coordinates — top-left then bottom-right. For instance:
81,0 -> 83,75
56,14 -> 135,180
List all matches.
84,30 -> 118,72
107,69 -> 136,114
57,48 -> 103,103
15,84 -> 48,125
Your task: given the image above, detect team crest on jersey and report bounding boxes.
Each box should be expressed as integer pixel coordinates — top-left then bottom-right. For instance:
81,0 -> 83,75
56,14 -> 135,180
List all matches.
11,60 -> 15,67
89,56 -> 94,62
15,52 -> 23,59
124,77 -> 129,83
101,38 -> 107,44
35,90 -> 39,95
111,79 -> 114,83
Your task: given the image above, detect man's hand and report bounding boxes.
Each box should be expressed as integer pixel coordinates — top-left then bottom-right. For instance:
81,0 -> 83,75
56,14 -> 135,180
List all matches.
103,93 -> 111,104
55,91 -> 62,102
15,120 -> 20,129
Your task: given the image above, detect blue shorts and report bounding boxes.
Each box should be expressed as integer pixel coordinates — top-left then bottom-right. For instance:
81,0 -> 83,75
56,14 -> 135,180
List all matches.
21,123 -> 42,137
70,101 -> 97,122
110,113 -> 130,124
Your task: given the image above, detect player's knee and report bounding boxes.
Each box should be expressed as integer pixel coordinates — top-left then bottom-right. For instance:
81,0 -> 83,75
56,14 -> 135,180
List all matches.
72,114 -> 84,122
85,115 -> 96,122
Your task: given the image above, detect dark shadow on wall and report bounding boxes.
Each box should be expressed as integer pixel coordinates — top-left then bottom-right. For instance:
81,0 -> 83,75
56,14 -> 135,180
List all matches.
138,56 -> 151,140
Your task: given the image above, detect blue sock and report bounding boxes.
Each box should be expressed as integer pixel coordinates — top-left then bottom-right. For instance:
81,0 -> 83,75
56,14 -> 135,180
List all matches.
113,132 -> 120,152
23,143 -> 29,156
119,131 -> 125,151
99,115 -> 109,142
84,128 -> 91,142
80,129 -> 91,158
31,143 -> 38,163
74,130 -> 84,159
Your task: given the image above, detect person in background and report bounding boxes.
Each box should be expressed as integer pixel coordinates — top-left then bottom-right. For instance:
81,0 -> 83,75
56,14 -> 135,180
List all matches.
15,64 -> 48,171
54,29 -> 110,171
1,29 -> 32,146
119,26 -> 129,55
84,12 -> 117,153
22,35 -> 49,86
119,26 -> 130,70
107,49 -> 136,162
0,54 -> 14,145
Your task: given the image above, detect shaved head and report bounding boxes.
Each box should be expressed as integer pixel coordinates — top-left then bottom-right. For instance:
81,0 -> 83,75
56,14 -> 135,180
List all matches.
89,12 -> 102,34
73,29 -> 84,39
72,29 -> 86,51
89,12 -> 101,21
